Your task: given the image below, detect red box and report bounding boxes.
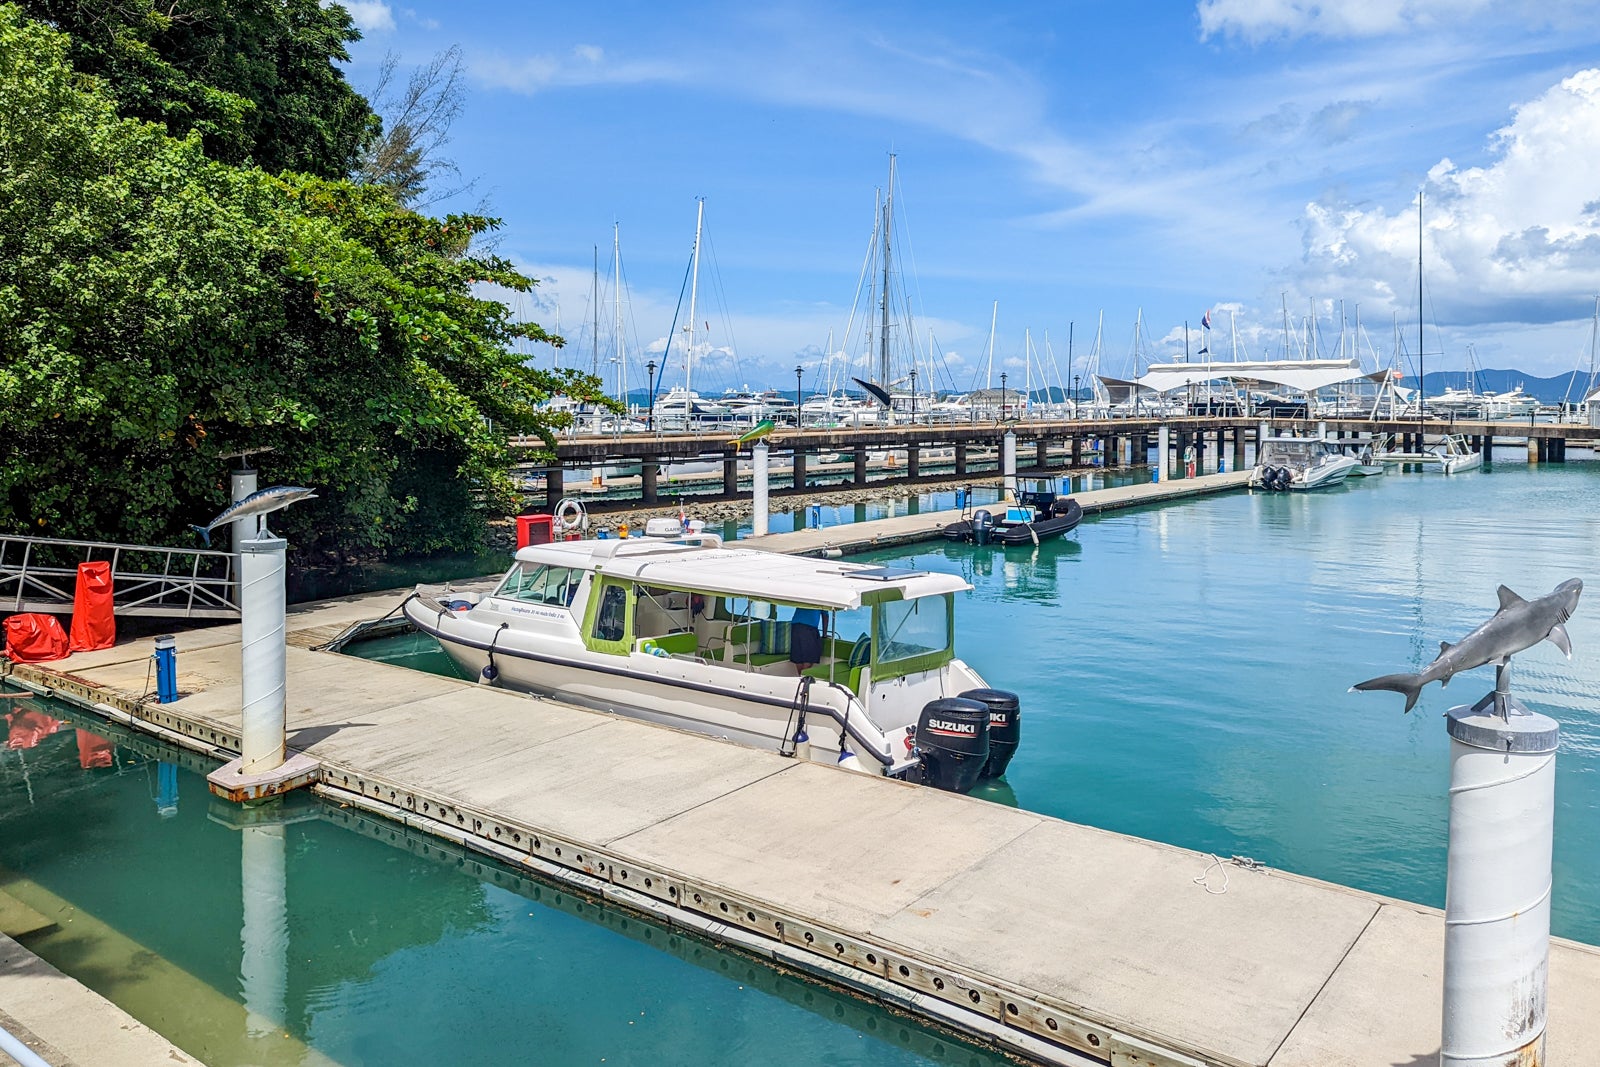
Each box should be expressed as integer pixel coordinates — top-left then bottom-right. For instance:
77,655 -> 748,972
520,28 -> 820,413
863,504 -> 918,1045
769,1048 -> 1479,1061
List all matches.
516,514 -> 554,549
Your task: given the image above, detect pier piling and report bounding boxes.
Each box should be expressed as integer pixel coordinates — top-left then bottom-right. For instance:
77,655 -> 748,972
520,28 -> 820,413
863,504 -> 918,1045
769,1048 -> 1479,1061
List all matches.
752,441 -> 770,537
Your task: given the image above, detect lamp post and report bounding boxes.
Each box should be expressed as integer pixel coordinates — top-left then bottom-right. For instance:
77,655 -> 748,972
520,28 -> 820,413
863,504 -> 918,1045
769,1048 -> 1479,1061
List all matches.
1000,372 -> 1008,422
910,368 -> 918,423
794,365 -> 803,426
1073,374 -> 1080,419
646,360 -> 657,431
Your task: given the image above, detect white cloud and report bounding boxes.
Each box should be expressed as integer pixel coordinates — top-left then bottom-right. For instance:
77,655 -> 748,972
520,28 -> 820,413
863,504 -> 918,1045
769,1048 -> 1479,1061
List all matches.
1293,69 -> 1600,328
471,45 -> 684,94
340,1 -> 395,34
1197,0 -> 1495,42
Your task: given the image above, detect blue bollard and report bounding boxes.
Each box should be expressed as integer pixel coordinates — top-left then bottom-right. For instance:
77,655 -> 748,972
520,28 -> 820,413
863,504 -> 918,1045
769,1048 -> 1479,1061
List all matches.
1152,466 -> 1161,483
955,488 -> 966,511
154,634 -> 178,704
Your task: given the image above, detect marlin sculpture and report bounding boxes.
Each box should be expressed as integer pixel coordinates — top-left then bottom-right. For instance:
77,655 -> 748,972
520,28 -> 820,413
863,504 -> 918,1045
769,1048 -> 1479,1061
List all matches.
191,486 -> 317,547
1352,578 -> 1582,712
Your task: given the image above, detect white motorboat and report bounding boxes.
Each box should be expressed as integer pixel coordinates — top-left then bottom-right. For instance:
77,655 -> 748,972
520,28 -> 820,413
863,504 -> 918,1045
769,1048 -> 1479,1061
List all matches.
1373,432 -> 1483,474
1337,437 -> 1388,477
1250,436 -> 1360,491
403,535 -> 1021,793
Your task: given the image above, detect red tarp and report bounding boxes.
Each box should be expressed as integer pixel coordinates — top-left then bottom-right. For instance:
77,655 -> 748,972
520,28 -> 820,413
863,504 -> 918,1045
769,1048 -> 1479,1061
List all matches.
76,729 -> 114,768
4,613 -> 69,663
6,709 -> 61,750
69,561 -> 115,653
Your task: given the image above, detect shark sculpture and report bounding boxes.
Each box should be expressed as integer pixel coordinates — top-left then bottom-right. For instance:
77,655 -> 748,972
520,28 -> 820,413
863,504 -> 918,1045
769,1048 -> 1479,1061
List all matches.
191,486 -> 317,547
1352,578 -> 1582,712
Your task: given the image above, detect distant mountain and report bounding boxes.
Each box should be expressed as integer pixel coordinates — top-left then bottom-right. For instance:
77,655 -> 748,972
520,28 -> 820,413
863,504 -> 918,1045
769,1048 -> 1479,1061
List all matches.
1418,368 -> 1595,404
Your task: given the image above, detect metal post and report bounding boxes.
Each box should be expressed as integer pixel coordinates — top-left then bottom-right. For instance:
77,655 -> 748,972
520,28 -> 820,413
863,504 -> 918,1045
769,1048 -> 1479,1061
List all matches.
795,365 -> 804,426
239,533 -> 287,775
1002,430 -> 1017,498
752,441 -> 770,537
646,360 -> 657,431
230,468 -> 258,552
1441,669 -> 1556,1067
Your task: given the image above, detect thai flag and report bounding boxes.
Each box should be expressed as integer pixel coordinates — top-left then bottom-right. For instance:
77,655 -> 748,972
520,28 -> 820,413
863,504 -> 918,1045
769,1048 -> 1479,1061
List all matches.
1202,309 -> 1212,330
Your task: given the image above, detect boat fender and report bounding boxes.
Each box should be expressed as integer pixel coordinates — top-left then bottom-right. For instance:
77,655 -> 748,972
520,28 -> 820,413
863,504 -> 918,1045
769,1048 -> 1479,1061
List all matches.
480,622 -> 509,685
837,744 -> 863,773
792,726 -> 811,762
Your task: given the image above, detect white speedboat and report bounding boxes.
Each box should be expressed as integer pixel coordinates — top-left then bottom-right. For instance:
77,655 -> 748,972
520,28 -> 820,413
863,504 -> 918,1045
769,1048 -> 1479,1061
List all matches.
403,535 -> 1020,793
1250,436 -> 1360,491
1373,432 -> 1483,474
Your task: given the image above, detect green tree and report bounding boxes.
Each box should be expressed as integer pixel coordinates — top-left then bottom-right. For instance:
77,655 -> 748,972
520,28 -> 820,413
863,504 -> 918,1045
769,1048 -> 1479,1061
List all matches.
16,0 -> 376,177
0,6 -> 605,557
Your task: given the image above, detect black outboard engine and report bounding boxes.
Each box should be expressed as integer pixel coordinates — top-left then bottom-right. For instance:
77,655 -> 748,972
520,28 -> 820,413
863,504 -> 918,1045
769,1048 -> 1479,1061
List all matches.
959,688 -> 1021,779
913,697 -> 990,793
970,509 -> 994,546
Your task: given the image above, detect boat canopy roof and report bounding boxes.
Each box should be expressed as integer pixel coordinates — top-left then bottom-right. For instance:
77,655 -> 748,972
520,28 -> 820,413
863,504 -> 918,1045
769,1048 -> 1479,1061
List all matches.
1098,358 -> 1390,399
512,539 -> 969,610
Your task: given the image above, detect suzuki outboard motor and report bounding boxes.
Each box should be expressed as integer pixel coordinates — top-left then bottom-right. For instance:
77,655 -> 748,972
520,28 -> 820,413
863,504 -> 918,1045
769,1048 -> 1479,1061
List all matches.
914,697 -> 990,793
959,688 -> 1021,779
970,509 -> 994,546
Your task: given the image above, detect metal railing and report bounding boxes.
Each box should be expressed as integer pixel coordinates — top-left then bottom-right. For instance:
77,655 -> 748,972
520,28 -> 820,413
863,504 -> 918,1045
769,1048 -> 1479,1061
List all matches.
0,535 -> 240,619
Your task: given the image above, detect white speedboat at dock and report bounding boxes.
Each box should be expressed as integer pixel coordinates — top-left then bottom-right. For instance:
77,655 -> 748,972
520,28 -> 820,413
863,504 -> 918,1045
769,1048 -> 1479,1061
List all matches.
402,534 -> 1020,793
1374,432 -> 1483,474
1250,436 -> 1360,491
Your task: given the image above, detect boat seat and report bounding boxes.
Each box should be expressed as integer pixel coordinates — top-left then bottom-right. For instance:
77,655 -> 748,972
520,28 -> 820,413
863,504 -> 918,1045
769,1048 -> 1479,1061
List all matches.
638,631 -> 696,657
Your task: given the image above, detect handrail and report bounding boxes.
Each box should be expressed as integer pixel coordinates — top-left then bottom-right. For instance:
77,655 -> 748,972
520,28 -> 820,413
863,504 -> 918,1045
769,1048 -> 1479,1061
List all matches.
0,534 -> 239,619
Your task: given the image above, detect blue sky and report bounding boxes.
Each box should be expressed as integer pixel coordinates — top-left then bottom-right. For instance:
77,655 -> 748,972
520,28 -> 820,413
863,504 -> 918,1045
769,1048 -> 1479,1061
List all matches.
341,1 -> 1600,395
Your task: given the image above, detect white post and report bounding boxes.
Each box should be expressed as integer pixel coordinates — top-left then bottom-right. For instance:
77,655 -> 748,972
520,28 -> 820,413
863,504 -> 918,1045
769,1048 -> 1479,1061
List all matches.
240,823 -> 287,1039
1157,424 -> 1170,481
752,441 -> 770,537
1441,690 -> 1557,1066
1002,431 -> 1017,498
1317,420 -> 1328,440
229,468 -> 258,552
239,534 -> 287,774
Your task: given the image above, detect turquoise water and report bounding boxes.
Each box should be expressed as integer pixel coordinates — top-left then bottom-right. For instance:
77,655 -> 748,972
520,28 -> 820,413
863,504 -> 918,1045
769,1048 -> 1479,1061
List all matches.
853,455 -> 1600,943
0,705 -> 1013,1067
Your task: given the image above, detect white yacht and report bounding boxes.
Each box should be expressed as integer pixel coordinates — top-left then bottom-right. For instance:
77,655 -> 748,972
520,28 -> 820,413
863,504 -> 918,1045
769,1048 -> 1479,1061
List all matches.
1250,436 -> 1360,491
403,535 -> 1020,793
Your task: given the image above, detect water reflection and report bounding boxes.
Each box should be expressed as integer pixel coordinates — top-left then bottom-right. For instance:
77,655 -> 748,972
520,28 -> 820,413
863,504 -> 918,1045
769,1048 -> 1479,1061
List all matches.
0,696 -> 1014,1067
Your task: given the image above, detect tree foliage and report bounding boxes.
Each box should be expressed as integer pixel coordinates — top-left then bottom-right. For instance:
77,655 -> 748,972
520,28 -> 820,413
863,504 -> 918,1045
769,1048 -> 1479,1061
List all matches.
16,0 -> 377,178
0,6 -> 605,557
355,45 -> 468,207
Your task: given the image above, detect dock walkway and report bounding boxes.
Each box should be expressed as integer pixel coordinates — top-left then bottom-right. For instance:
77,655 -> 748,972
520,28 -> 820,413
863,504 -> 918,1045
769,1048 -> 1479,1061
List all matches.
7,573 -> 1600,1066
747,470 -> 1253,556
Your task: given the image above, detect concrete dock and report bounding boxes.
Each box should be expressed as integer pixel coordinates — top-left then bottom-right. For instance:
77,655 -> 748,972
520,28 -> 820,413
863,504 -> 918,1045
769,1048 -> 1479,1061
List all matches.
747,470 -> 1253,557
0,931 -> 199,1066
7,569 -> 1600,1066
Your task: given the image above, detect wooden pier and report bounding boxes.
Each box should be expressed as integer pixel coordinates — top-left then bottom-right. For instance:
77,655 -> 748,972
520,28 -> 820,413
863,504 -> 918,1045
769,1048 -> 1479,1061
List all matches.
534,413 -> 1599,506
6,488 -> 1600,1066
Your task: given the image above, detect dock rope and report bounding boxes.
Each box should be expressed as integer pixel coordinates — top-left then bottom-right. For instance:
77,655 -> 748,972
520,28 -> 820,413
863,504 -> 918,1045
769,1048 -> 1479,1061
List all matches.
1193,854 -> 1266,895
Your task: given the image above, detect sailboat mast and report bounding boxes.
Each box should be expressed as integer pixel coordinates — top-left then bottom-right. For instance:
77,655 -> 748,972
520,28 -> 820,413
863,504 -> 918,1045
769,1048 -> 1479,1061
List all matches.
1278,293 -> 1286,359
613,223 -> 626,410
685,198 -> 704,424
985,301 -> 998,392
879,154 -> 896,386
1418,189 -> 1426,423
591,245 -> 600,380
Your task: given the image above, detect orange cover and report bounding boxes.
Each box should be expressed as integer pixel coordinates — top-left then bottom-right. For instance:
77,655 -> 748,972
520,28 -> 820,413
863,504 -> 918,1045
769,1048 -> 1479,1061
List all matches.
4,613 -> 69,662
68,561 -> 115,652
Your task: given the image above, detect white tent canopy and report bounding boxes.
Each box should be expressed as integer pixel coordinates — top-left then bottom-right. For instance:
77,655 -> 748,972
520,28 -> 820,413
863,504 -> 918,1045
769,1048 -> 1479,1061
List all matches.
1098,358 -> 1391,399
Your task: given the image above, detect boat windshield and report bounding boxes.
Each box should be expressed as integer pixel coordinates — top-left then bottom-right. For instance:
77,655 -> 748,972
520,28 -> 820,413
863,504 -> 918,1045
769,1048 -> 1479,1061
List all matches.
873,595 -> 953,667
495,563 -> 581,607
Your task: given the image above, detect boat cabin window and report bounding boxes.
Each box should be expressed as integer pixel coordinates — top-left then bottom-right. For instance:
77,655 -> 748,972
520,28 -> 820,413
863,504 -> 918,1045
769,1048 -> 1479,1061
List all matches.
874,595 -> 953,667
592,583 -> 628,642
497,563 -> 581,607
